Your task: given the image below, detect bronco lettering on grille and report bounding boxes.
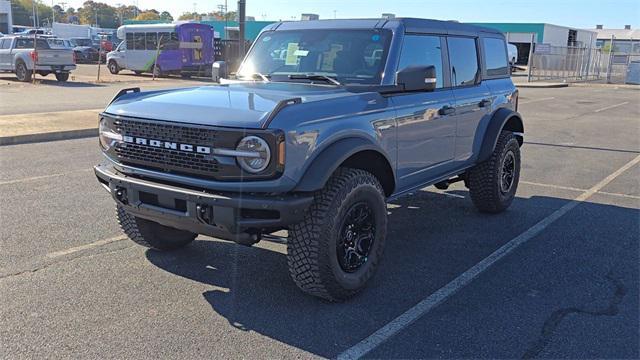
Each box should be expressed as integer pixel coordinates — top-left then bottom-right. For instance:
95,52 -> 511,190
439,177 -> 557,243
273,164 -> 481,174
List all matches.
122,135 -> 211,154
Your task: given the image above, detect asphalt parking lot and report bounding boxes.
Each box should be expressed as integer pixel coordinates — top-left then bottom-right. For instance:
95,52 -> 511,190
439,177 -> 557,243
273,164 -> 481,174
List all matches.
0,84 -> 639,358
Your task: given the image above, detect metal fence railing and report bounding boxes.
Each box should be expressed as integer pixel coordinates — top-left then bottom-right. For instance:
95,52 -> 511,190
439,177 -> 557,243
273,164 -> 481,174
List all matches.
529,45 -> 602,82
527,38 -> 640,84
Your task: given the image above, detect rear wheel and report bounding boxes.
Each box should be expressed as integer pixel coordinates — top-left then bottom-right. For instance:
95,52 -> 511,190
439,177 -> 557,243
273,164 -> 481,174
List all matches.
108,60 -> 120,74
15,60 -> 31,82
287,168 -> 388,301
468,130 -> 521,213
117,206 -> 196,251
55,72 -> 69,82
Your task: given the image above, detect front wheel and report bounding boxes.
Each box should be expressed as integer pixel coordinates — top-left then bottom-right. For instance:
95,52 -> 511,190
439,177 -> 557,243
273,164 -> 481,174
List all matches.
467,130 -> 521,213
55,72 -> 69,82
108,60 -> 119,74
287,168 -> 388,301
117,206 -> 196,251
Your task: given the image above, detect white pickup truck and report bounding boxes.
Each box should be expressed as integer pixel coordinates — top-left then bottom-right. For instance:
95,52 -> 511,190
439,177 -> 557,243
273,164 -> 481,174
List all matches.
0,36 -> 76,82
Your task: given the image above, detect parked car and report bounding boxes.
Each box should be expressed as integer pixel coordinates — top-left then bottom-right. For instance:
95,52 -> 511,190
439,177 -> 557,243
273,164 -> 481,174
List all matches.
0,36 -> 76,82
69,37 -> 100,63
95,18 -> 523,301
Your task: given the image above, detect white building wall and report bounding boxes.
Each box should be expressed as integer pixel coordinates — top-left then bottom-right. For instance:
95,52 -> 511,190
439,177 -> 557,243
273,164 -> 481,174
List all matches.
0,0 -> 13,34
543,24 -> 597,47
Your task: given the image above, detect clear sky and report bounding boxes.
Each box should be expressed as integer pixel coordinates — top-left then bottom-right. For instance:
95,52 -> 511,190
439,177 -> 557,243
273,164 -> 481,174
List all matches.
65,0 -> 640,29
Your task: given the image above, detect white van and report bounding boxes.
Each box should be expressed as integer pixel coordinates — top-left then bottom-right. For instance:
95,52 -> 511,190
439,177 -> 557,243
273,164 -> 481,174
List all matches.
106,23 -> 214,77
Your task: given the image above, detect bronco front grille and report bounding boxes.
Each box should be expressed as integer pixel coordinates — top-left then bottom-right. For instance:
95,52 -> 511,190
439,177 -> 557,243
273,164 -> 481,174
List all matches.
113,118 -> 222,179
103,116 -> 282,181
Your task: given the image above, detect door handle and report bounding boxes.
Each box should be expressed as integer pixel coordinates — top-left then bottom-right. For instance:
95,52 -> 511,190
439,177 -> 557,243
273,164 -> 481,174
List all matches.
479,99 -> 492,108
439,105 -> 455,115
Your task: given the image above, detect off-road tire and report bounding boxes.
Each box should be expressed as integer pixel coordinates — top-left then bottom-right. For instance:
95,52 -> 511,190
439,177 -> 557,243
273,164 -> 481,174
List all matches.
287,168 -> 388,301
468,130 -> 521,213
55,72 -> 69,82
117,206 -> 196,251
15,60 -> 31,82
108,60 -> 120,74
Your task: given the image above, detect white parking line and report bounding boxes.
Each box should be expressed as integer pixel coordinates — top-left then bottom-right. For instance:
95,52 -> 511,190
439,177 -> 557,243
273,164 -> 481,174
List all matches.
0,169 -> 92,186
46,235 -> 127,258
594,101 -> 629,113
337,154 -> 640,360
518,97 -> 555,105
521,181 -> 640,200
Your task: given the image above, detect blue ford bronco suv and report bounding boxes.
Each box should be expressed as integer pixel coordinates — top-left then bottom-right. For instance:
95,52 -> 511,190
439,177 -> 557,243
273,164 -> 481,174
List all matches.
95,18 -> 523,301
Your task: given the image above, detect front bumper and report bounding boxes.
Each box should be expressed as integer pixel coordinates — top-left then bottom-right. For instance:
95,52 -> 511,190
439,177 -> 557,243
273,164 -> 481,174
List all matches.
94,164 -> 313,243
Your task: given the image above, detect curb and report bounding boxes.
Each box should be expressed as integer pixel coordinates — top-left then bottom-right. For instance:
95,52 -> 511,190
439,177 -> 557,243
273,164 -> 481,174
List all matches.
516,83 -> 569,88
0,128 -> 97,146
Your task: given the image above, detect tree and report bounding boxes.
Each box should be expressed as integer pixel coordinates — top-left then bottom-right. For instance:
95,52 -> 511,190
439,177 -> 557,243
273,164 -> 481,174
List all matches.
160,11 -> 174,22
136,10 -> 161,21
178,12 -> 201,21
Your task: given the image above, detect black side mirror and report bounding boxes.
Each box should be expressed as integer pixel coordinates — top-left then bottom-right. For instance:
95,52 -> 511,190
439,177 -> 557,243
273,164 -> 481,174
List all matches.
212,61 -> 228,82
396,65 -> 437,92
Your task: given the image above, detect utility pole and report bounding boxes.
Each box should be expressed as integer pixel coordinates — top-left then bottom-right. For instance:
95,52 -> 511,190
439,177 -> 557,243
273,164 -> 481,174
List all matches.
333,10 -> 337,19
238,0 -> 246,56
32,1 -> 37,27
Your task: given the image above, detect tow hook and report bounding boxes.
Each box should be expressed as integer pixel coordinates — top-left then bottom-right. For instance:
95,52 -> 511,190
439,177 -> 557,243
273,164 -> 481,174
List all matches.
196,204 -> 214,224
115,187 -> 128,204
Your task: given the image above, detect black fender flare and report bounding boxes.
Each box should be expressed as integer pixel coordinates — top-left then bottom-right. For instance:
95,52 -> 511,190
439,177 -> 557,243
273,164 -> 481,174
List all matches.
293,137 -> 392,193
477,108 -> 524,163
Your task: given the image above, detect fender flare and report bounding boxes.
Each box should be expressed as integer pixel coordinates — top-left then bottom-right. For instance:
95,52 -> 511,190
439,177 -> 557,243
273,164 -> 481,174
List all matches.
294,137 -> 392,193
477,108 -> 524,163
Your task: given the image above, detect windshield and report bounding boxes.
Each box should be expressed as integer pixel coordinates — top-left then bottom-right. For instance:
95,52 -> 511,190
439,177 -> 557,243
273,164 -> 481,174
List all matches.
238,29 -> 392,85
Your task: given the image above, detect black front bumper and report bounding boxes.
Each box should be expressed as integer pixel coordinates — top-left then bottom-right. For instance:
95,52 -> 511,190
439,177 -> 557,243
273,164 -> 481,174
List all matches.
95,164 -> 313,243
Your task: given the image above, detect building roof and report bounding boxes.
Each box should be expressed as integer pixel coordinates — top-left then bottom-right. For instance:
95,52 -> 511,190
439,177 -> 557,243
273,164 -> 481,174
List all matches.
589,28 -> 640,40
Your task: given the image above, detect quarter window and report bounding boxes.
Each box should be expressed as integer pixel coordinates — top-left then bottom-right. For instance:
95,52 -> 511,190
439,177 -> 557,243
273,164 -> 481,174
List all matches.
447,37 -> 479,87
146,32 -> 158,50
483,37 -> 509,76
397,35 -> 444,88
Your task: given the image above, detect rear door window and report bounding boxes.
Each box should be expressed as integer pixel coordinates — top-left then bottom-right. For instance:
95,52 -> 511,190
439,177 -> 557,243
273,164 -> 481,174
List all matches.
398,35 -> 444,88
133,33 -> 145,50
447,37 -> 479,87
483,37 -> 509,76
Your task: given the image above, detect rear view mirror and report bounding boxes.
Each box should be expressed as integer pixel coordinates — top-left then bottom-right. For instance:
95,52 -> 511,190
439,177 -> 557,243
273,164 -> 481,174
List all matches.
396,65 -> 437,92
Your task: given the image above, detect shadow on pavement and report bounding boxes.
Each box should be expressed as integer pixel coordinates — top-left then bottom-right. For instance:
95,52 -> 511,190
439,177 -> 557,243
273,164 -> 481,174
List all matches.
0,75 -> 105,87
145,190 -> 639,358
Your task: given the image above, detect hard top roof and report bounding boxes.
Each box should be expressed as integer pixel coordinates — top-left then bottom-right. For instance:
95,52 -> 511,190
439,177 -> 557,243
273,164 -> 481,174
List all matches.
265,18 -> 503,37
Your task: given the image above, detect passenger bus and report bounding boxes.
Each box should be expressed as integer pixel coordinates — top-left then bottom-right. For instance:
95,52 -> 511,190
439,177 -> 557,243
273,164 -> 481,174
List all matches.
107,23 -> 214,77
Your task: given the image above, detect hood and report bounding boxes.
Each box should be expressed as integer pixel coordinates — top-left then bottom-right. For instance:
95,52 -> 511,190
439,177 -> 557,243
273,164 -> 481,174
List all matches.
104,82 -> 356,128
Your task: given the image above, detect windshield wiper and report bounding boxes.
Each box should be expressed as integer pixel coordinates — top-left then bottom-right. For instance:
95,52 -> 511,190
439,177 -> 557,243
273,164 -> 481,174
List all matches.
288,74 -> 342,86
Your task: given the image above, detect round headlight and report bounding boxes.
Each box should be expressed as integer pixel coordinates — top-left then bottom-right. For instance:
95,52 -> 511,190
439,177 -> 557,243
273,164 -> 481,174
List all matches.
99,118 -> 122,151
236,136 -> 271,173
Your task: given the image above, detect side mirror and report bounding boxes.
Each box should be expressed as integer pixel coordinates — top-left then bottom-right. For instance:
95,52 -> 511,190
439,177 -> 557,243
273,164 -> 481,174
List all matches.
212,61 -> 228,83
396,65 -> 437,92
